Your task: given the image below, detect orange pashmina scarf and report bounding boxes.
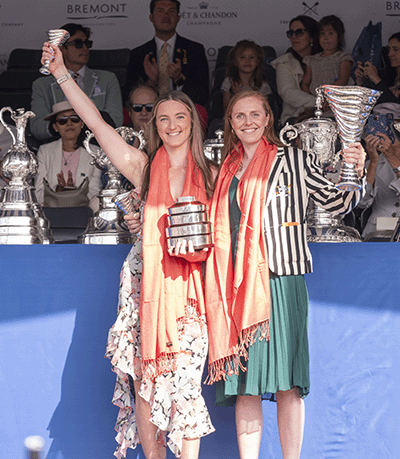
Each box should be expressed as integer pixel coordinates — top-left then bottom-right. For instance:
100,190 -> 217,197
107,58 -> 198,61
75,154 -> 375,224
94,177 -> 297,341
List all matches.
205,137 -> 277,383
140,146 -> 209,381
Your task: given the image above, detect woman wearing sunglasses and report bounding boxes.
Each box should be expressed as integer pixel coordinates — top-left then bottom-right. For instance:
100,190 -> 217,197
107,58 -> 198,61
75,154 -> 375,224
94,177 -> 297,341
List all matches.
34,101 -> 103,210
271,15 -> 322,126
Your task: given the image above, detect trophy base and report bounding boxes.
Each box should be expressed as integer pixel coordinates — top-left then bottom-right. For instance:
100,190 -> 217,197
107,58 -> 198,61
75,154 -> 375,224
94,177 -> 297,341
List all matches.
167,233 -> 214,250
78,214 -> 134,245
78,232 -> 135,245
307,225 -> 361,243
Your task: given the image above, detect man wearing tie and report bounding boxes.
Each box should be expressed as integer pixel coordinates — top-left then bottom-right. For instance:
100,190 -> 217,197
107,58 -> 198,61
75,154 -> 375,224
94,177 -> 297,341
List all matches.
30,23 -> 123,142
126,0 -> 210,107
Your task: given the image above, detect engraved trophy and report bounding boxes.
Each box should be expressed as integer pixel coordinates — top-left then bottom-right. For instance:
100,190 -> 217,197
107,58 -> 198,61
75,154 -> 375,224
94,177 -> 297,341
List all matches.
0,107 -> 53,244
319,84 -> 382,191
204,129 -> 224,163
78,127 -> 145,244
39,29 -> 70,75
166,196 -> 213,250
279,91 -> 362,242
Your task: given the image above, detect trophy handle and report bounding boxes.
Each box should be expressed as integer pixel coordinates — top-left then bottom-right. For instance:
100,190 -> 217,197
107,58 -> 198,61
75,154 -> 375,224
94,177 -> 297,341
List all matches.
279,122 -> 298,146
0,107 -> 16,144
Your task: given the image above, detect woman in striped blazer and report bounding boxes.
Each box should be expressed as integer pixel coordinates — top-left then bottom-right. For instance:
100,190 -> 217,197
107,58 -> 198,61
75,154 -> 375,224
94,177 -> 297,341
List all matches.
205,89 -> 366,459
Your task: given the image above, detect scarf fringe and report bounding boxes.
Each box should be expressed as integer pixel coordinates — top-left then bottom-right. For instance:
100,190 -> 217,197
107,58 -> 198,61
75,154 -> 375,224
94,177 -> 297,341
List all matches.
141,353 -> 178,382
206,319 -> 270,384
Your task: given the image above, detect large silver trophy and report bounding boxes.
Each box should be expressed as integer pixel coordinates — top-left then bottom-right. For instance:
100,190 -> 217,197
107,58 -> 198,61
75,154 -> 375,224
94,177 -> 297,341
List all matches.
279,93 -> 362,242
0,107 -> 53,244
78,127 -> 145,244
39,29 -> 70,75
318,85 -> 382,191
204,129 -> 224,163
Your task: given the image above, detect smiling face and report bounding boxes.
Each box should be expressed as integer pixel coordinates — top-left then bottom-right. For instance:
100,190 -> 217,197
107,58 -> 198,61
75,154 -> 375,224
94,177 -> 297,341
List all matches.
319,24 -> 339,55
155,100 -> 192,150
61,31 -> 90,71
235,48 -> 258,75
150,0 -> 180,38
289,20 -> 312,58
388,38 -> 400,71
229,96 -> 269,149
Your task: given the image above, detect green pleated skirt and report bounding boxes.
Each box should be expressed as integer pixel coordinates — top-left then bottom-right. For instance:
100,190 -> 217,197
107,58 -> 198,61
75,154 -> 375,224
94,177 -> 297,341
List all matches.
215,273 -> 310,407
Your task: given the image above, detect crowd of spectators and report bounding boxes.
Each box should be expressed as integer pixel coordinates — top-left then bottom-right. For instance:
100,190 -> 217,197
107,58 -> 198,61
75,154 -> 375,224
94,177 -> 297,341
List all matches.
1,0 -> 400,241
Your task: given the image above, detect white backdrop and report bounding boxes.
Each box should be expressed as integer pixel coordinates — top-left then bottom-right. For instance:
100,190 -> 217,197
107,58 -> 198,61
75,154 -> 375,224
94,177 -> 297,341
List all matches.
1,0 -> 400,74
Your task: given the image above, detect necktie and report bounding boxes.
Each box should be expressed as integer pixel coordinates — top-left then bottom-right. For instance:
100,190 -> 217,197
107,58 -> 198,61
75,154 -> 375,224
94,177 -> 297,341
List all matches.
72,72 -> 79,82
158,42 -> 170,95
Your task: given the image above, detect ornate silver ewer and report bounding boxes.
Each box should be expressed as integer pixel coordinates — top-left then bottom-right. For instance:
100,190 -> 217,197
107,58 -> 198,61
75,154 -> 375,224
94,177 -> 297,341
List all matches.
78,127 -> 145,244
204,129 -> 224,163
0,107 -> 53,244
318,85 -> 382,191
166,196 -> 213,250
279,93 -> 362,242
39,29 -> 70,75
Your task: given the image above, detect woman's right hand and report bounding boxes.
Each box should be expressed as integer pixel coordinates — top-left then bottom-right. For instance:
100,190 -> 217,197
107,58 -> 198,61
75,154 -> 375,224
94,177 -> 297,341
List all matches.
41,43 -> 67,77
364,134 -> 380,164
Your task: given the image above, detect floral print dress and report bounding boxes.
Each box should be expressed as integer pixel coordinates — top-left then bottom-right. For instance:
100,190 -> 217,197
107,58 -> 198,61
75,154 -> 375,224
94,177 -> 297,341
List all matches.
105,191 -> 214,459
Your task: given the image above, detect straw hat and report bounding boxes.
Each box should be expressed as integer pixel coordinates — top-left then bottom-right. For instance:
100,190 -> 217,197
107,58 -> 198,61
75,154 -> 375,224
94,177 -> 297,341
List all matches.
44,101 -> 75,120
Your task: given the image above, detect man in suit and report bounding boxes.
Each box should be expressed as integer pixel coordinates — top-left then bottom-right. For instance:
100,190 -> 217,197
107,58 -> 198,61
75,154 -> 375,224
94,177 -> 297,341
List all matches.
30,23 -> 123,142
126,0 -> 209,107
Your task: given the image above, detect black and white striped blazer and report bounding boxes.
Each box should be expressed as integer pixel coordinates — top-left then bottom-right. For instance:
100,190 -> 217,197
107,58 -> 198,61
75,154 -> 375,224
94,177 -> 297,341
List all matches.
264,146 -> 363,276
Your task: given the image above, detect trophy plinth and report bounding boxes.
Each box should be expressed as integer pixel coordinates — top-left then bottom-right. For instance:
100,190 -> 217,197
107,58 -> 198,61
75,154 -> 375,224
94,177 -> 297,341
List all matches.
166,196 -> 213,250
279,100 -> 361,243
0,107 -> 53,244
78,127 -> 145,244
40,29 -> 70,75
318,85 -> 382,191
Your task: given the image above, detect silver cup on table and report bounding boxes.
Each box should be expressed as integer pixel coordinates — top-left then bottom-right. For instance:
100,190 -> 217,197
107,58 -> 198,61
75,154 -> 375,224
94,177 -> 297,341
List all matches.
279,94 -> 362,243
0,107 -> 53,244
166,196 -> 213,250
78,127 -> 145,244
39,29 -> 70,75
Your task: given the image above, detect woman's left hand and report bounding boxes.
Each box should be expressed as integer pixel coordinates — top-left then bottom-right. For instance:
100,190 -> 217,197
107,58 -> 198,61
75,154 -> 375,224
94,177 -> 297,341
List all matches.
342,142 -> 366,178
168,239 -> 209,262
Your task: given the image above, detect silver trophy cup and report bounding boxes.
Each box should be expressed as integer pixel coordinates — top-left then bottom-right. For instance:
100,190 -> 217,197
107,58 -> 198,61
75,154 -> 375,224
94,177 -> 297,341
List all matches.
318,85 -> 382,191
279,97 -> 361,243
166,196 -> 213,250
78,127 -> 145,244
39,29 -> 70,75
204,129 -> 224,163
0,107 -> 53,244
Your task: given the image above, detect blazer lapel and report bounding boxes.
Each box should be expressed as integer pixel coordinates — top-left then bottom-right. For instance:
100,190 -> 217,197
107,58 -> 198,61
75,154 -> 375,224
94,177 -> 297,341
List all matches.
83,67 -> 97,97
266,147 -> 286,206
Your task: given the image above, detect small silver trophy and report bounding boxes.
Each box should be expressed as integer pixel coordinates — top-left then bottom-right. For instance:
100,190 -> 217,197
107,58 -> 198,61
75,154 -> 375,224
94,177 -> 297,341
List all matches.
318,85 -> 382,191
39,29 -> 70,75
204,129 -> 224,163
0,107 -> 53,244
78,127 -> 145,244
166,196 -> 213,250
280,95 -> 361,242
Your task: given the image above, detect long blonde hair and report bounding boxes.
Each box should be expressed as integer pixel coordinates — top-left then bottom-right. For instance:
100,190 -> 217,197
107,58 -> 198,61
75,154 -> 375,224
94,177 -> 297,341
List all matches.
221,89 -> 283,166
141,91 -> 214,200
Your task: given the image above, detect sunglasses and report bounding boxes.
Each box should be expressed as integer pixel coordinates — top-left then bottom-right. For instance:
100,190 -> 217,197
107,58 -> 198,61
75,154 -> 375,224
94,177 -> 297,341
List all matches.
55,115 -> 81,125
64,39 -> 93,49
130,103 -> 154,113
286,28 -> 306,39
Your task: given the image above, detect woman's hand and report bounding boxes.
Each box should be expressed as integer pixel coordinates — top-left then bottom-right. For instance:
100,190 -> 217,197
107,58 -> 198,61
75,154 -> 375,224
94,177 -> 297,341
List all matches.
342,142 -> 366,177
41,43 -> 67,78
124,212 -> 141,234
360,61 -> 381,85
168,239 -> 209,262
364,134 -> 381,164
376,133 -> 400,170
354,61 -> 365,86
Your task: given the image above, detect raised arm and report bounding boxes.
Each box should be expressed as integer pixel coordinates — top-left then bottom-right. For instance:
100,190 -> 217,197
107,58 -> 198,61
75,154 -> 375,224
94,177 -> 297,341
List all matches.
41,43 -> 147,189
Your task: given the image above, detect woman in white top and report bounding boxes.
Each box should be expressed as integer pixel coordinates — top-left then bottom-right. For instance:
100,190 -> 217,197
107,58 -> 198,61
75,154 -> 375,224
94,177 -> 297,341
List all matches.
34,101 -> 102,210
271,15 -> 321,126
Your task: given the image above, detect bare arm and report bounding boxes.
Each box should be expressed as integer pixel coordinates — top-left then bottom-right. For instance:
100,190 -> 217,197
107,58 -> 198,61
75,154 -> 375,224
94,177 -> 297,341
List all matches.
300,66 -> 312,94
41,43 -> 147,189
334,59 -> 353,86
